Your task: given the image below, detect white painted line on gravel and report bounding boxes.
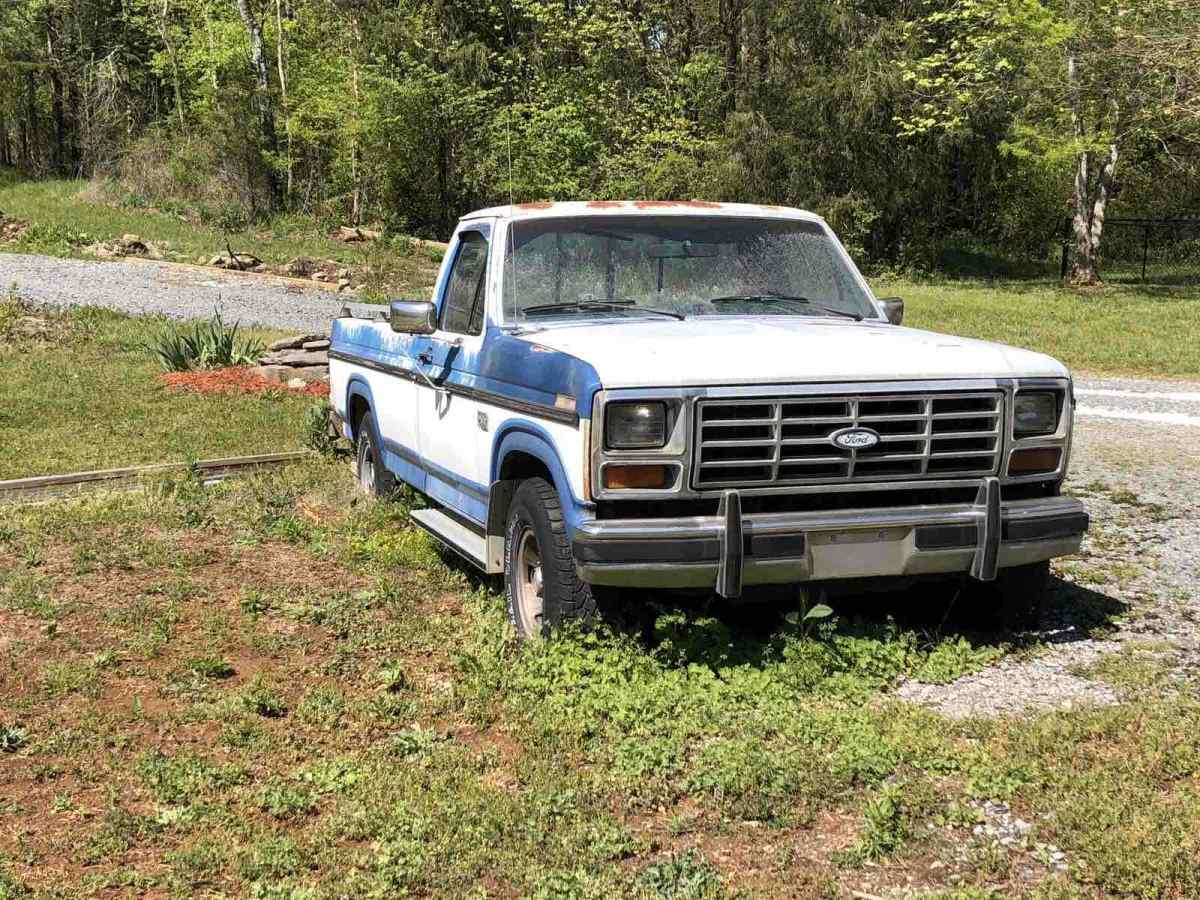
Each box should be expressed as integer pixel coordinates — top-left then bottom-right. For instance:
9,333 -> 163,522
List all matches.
1076,388 -> 1200,403
1076,406 -> 1200,427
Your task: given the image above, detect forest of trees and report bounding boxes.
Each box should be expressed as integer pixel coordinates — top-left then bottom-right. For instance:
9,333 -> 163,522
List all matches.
1,0 -> 1198,280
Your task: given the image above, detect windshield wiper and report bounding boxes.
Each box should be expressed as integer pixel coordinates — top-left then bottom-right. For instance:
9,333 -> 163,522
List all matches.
708,293 -> 863,321
522,300 -> 684,320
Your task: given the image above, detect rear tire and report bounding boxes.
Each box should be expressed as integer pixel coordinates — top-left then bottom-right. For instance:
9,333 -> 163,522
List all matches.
504,477 -> 596,639
354,410 -> 396,498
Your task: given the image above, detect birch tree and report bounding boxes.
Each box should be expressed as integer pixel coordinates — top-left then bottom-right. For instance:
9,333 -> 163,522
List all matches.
896,0 -> 1200,285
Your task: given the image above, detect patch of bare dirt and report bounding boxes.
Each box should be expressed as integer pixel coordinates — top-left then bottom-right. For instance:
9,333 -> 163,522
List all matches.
157,366 -> 325,397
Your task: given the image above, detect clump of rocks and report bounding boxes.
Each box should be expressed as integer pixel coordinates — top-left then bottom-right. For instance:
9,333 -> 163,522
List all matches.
87,233 -> 163,259
201,251 -> 266,272
0,211 -> 28,242
255,333 -> 331,389
279,256 -> 355,292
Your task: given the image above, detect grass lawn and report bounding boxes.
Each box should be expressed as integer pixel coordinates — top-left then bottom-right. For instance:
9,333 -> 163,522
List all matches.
876,277 -> 1200,380
0,172 -> 441,301
0,299 -> 315,480
0,463 -> 1193,897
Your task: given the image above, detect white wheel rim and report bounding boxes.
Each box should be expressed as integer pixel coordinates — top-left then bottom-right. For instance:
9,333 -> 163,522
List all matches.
360,441 -> 376,494
514,526 -> 545,638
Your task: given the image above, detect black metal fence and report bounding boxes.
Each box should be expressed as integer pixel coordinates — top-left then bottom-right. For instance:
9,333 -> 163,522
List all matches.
1060,216 -> 1200,285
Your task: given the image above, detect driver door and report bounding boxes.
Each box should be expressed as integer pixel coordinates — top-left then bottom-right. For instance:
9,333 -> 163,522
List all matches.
414,225 -> 492,524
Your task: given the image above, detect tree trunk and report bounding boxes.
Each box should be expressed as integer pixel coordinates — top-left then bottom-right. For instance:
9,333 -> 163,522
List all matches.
25,70 -> 39,171
720,0 -> 743,113
0,117 -> 10,167
349,13 -> 363,225
275,0 -> 293,200
1067,51 -> 1101,286
236,0 -> 280,205
50,68 -> 66,175
1088,142 -> 1118,253
160,0 -> 188,132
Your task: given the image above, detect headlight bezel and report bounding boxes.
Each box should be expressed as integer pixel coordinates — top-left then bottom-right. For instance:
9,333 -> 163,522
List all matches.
592,392 -> 688,499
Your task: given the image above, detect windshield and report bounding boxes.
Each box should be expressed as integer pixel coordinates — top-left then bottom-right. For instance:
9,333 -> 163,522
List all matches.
502,215 -> 877,322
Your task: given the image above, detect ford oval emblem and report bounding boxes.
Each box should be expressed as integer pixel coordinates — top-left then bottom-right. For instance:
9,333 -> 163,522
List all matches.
830,427 -> 880,450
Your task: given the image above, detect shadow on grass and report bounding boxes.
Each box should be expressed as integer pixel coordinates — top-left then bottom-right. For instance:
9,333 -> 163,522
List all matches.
431,538 -> 1128,675
595,572 -> 1130,673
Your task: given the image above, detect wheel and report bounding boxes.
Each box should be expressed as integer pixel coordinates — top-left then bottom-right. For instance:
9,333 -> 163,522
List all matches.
504,477 -> 596,639
968,561 -> 1050,630
354,409 -> 396,498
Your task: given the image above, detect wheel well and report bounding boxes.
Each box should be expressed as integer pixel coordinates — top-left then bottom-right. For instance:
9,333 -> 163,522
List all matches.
348,393 -> 370,441
498,451 -> 552,484
488,451 -> 554,536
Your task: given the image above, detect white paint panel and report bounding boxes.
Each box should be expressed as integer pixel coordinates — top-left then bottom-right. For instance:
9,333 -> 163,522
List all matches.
517,318 -> 1069,388
475,401 -> 589,502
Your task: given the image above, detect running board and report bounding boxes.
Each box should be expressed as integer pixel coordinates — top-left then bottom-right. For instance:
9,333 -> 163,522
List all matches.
410,507 -> 490,572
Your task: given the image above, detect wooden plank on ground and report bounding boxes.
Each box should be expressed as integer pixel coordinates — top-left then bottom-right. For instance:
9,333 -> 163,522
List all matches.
0,451 -> 315,505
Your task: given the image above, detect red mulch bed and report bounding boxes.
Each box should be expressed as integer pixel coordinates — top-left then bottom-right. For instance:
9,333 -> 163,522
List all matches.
158,366 -> 327,398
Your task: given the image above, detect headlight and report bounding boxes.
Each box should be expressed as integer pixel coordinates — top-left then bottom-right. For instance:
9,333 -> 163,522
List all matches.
1014,392 -> 1058,436
605,401 -> 668,449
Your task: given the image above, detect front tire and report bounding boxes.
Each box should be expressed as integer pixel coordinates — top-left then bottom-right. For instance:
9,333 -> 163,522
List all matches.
504,478 -> 596,639
354,410 -> 396,498
969,561 -> 1050,631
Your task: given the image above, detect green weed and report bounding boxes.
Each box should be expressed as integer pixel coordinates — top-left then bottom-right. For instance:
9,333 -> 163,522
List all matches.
143,310 -> 263,372
240,677 -> 287,718
634,850 -> 726,899
0,726 -> 28,753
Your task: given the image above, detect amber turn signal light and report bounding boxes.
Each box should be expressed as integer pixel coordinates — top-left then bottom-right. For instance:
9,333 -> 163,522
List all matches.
1008,447 -> 1061,475
603,464 -> 671,490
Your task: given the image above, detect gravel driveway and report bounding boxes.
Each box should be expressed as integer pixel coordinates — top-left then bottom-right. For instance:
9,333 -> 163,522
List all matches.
0,252 -> 384,334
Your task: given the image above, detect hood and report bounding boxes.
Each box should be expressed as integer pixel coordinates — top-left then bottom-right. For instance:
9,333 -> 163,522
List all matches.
517,317 -> 1068,389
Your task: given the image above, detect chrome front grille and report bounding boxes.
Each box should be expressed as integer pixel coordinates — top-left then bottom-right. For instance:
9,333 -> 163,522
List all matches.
693,392 -> 1004,489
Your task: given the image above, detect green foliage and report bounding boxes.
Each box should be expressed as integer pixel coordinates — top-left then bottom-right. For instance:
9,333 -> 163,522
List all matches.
138,750 -> 249,804
240,677 -> 288,718
144,311 -> 264,372
186,656 -> 235,679
634,850 -> 725,900
0,288 -> 22,339
9,0 -> 1196,267
0,725 -> 28,753
837,782 -> 910,865
256,780 -> 317,820
302,399 -> 338,456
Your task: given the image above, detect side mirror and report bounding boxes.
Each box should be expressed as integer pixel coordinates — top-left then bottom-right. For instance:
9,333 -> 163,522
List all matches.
878,297 -> 904,326
389,299 -> 437,334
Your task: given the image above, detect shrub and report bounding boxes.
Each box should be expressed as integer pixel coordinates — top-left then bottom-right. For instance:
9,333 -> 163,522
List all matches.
144,311 -> 263,371
302,399 -> 338,456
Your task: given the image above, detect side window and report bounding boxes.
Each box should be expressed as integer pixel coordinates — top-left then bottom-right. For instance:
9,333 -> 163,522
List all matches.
440,231 -> 489,334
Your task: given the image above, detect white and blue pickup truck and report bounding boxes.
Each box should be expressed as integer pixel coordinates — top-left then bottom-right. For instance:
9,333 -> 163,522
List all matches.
328,201 -> 1088,638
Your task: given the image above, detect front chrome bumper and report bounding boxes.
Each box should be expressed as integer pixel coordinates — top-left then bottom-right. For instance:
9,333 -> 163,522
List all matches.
573,477 -> 1088,596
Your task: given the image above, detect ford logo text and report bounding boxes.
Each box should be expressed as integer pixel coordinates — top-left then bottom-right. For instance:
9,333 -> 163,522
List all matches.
830,427 -> 880,450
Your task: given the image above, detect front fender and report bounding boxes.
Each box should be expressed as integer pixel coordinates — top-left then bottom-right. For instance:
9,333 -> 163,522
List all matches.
491,420 -> 591,535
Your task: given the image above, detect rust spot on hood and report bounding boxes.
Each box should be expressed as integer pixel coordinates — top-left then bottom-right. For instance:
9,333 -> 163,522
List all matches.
586,200 -> 625,209
515,201 -> 554,210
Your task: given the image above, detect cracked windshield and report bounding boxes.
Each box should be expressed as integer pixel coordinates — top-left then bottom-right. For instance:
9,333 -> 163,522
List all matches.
503,215 -> 877,322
